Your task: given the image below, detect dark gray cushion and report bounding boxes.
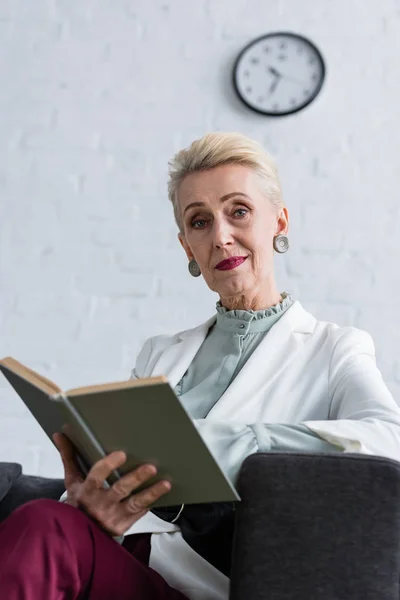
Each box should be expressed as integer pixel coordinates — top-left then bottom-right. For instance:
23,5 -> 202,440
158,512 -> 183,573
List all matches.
231,452 -> 400,600
0,462 -> 64,523
0,462 -> 22,504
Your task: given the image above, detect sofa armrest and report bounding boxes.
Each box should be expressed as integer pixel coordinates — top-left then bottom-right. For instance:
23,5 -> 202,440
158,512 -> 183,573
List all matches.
230,452 -> 400,600
0,466 -> 65,523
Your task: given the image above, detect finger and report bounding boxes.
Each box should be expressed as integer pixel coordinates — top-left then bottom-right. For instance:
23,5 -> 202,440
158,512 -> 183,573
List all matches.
53,433 -> 83,488
123,480 -> 171,515
109,464 -> 157,501
83,451 -> 127,495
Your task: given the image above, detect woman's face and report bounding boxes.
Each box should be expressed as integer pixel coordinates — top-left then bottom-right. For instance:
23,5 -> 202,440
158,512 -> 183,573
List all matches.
178,164 -> 288,304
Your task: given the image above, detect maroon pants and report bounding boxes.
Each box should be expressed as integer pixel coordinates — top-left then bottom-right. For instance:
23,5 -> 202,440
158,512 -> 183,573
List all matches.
0,499 -> 189,600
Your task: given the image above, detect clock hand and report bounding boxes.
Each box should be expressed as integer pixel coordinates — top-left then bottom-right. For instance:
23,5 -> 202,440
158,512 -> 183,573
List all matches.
267,65 -> 282,94
268,65 -> 306,86
267,66 -> 282,78
269,77 -> 280,95
279,72 -> 306,85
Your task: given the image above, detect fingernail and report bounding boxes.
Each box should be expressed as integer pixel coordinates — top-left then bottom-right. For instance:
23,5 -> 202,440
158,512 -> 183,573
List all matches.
145,465 -> 157,475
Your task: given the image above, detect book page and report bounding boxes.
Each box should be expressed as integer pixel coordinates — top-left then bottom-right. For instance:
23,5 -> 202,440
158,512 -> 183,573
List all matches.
0,357 -> 61,396
66,375 -> 168,397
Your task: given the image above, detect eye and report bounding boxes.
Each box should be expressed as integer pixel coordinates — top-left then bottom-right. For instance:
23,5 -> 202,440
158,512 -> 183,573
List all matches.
191,218 -> 208,229
234,208 -> 248,217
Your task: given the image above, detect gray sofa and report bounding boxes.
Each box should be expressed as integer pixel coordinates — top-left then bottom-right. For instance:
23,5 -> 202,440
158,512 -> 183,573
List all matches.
1,452 -> 400,599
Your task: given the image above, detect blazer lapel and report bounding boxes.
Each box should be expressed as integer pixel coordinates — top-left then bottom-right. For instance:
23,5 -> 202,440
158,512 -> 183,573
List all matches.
148,315 -> 216,389
207,301 -> 316,420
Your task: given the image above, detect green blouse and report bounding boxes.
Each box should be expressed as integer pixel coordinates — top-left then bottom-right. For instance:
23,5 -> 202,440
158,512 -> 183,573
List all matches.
176,293 -> 293,418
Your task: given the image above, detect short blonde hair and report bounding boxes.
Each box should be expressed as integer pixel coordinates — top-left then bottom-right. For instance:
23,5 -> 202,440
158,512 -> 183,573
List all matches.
167,131 -> 284,231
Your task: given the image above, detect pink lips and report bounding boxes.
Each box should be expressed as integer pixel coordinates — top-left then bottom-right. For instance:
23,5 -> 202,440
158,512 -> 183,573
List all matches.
215,256 -> 247,271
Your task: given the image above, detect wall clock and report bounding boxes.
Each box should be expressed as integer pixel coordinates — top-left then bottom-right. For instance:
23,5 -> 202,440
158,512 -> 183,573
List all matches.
233,32 -> 326,116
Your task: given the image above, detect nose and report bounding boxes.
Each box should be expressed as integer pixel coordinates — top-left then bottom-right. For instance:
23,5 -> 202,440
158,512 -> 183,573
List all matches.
212,219 -> 234,249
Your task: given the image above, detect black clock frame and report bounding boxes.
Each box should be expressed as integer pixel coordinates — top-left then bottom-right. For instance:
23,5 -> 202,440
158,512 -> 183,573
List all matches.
232,31 -> 326,117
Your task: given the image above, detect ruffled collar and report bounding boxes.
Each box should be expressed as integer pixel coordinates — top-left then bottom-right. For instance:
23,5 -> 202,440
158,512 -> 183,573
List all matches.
215,292 -> 293,334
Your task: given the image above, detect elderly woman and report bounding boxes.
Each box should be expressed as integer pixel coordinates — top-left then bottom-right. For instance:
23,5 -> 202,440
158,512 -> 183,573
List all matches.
1,132 -> 400,600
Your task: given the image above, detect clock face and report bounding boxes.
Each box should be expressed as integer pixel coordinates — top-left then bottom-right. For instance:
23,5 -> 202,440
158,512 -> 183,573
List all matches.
233,32 -> 326,116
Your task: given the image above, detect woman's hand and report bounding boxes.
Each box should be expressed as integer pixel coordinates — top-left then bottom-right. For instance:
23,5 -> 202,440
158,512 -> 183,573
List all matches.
53,432 -> 171,537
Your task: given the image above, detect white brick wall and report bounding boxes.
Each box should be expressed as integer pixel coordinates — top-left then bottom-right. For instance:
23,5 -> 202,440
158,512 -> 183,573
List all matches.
1,0 -> 400,477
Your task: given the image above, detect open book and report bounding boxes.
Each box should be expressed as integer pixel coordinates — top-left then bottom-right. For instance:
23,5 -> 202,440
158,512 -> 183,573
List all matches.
0,357 -> 239,507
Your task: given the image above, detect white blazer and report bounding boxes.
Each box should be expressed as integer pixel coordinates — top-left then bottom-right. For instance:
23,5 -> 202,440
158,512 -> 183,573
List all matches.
126,300 -> 400,600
